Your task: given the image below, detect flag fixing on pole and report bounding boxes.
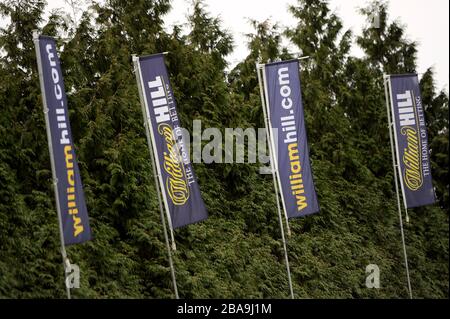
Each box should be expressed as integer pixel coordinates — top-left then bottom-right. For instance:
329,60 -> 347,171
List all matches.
263,59 -> 320,218
135,53 -> 208,229
387,74 -> 436,209
35,35 -> 91,245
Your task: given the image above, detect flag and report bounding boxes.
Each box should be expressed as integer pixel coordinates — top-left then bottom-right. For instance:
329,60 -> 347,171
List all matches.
35,35 -> 91,245
135,53 -> 208,228
263,59 -> 320,218
388,74 -> 435,208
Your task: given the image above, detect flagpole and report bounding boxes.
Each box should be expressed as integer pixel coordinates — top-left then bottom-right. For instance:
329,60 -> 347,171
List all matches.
132,54 -> 176,251
133,55 -> 179,299
257,62 -> 291,237
383,74 -> 413,299
33,30 -> 71,299
256,62 -> 294,299
260,63 -> 292,237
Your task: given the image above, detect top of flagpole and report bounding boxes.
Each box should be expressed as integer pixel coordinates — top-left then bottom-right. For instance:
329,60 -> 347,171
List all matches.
32,29 -> 40,41
132,52 -> 169,62
257,56 -> 310,68
384,73 -> 421,79
32,32 -> 58,41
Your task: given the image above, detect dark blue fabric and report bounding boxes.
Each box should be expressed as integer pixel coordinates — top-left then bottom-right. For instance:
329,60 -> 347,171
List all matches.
265,60 -> 320,218
38,35 -> 91,245
390,74 -> 436,208
138,54 -> 208,228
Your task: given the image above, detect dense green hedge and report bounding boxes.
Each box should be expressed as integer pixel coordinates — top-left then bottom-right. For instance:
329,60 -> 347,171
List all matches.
0,0 -> 448,298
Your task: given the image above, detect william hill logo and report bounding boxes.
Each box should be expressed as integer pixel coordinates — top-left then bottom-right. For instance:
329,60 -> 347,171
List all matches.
278,67 -> 307,211
148,75 -> 190,206
46,44 -> 84,237
396,90 -> 423,191
158,123 -> 190,205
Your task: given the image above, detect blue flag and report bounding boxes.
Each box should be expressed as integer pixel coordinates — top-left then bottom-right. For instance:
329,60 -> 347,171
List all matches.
264,60 -> 320,218
35,35 -> 91,245
136,54 -> 208,228
389,74 -> 436,208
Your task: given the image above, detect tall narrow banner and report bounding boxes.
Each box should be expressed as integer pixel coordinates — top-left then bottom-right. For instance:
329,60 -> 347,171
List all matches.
136,54 -> 208,228
264,60 -> 320,218
35,35 -> 91,245
388,74 -> 435,208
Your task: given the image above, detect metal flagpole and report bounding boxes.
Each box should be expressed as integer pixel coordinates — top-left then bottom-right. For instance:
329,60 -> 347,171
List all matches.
256,62 -> 294,299
133,55 -> 179,299
263,55 -> 311,237
158,52 -> 177,250
261,64 -> 292,237
33,30 -> 71,299
383,74 -> 413,299
259,63 -> 292,237
132,53 -> 177,251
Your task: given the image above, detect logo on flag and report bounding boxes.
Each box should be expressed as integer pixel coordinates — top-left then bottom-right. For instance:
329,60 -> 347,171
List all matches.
35,35 -> 91,245
263,60 -> 320,218
388,74 -> 435,208
135,54 -> 208,228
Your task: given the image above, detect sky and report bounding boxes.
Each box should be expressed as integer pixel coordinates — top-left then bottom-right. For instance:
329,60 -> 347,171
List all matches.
163,0 -> 449,91
6,0 -> 450,91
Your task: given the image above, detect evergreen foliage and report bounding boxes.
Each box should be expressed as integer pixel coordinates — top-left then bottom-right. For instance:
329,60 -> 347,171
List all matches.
0,0 -> 448,298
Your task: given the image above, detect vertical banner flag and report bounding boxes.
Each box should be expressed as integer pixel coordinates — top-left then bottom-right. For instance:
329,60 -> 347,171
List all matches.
388,74 -> 435,208
35,35 -> 91,245
136,54 -> 208,228
264,60 -> 320,218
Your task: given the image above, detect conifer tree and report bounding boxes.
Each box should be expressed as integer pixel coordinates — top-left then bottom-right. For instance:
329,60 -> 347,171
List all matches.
0,0 -> 447,298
